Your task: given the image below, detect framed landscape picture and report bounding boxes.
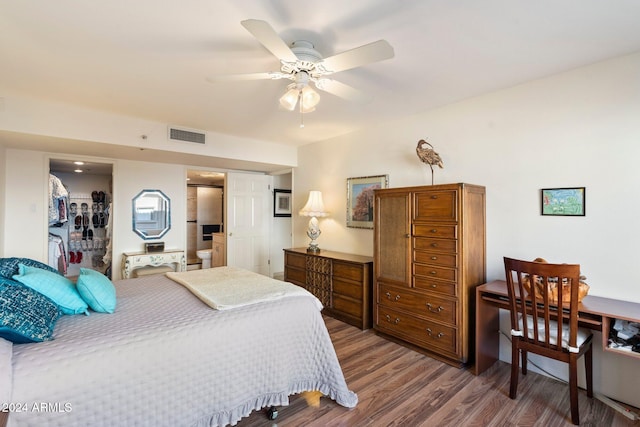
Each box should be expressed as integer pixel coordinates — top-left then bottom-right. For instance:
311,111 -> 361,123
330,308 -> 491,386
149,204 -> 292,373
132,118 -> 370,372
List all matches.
541,187 -> 585,216
347,175 -> 389,228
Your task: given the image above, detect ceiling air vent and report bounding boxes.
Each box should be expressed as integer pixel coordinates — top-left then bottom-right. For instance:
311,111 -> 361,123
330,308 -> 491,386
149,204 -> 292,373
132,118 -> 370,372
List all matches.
168,126 -> 206,144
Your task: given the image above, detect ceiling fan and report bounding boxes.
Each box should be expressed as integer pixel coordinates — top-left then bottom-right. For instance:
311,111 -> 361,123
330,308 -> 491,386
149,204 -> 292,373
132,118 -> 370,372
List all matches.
207,19 -> 394,116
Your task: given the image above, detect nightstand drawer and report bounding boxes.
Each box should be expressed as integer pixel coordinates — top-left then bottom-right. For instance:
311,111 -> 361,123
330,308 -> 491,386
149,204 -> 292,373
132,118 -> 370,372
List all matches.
414,237 -> 458,253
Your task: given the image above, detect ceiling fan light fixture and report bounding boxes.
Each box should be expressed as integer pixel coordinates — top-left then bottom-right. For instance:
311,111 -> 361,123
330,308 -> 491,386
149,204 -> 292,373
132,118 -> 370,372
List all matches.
279,84 -> 299,111
300,85 -> 320,112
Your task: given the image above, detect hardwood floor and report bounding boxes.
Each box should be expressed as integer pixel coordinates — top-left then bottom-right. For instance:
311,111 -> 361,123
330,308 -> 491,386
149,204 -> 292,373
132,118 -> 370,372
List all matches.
236,316 -> 639,427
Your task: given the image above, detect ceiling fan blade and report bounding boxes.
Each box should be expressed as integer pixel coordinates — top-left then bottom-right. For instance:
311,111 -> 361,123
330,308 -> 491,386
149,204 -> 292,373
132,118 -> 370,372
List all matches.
318,40 -> 394,74
206,72 -> 289,83
314,79 -> 372,103
241,19 -> 298,63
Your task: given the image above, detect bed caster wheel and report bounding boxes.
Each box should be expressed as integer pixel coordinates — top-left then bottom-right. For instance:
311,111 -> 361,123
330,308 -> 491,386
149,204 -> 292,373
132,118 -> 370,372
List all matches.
266,406 -> 278,420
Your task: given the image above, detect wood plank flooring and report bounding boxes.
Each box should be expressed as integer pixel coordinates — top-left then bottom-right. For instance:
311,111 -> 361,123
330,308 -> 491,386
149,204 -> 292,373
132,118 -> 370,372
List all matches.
236,316 -> 639,427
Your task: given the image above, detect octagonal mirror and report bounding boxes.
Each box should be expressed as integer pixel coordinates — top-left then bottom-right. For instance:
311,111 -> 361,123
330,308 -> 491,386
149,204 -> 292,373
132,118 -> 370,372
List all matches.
132,189 -> 171,240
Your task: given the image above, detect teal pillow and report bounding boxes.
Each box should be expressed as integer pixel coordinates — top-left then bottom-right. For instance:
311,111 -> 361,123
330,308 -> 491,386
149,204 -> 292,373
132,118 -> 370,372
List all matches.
76,268 -> 116,313
12,264 -> 88,315
0,277 -> 62,343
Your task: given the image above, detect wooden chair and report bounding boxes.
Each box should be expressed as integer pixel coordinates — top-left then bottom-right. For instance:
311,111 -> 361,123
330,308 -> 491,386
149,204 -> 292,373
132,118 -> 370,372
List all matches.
503,257 -> 593,425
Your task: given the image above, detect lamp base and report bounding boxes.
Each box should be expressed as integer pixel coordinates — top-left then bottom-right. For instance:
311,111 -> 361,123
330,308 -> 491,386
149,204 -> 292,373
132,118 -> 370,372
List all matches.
306,246 -> 321,253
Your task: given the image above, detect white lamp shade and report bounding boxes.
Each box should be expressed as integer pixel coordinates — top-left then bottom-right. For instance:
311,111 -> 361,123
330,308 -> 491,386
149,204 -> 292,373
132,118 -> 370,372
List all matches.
299,190 -> 328,217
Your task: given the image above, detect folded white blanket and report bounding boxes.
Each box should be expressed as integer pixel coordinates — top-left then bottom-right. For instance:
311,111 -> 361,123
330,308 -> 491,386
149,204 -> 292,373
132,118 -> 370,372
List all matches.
166,266 -> 322,310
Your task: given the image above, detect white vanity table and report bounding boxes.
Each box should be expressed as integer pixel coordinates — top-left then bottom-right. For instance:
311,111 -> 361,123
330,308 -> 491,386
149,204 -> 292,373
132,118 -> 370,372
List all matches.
121,250 -> 186,279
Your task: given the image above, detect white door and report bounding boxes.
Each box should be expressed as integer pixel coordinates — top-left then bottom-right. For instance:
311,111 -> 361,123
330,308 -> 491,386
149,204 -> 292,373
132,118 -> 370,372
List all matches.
225,172 -> 271,275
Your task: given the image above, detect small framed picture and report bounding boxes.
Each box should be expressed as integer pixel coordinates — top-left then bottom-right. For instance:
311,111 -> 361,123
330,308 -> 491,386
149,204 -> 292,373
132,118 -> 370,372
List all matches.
273,189 -> 292,217
347,175 -> 389,228
541,187 -> 585,216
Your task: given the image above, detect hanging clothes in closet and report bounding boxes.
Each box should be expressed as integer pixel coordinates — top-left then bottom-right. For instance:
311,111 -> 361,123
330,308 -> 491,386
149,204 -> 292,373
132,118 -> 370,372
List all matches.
49,174 -> 69,226
48,232 -> 68,275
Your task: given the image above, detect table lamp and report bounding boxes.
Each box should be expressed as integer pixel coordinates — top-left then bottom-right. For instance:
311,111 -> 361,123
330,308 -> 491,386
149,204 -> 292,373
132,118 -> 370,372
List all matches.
299,190 -> 329,253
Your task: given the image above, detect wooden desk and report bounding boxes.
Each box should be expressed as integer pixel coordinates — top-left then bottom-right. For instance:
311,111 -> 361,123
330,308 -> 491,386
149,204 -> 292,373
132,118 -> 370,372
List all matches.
474,280 -> 640,375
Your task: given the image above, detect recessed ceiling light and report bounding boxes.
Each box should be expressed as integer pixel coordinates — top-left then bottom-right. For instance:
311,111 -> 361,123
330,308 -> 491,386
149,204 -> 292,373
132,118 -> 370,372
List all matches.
73,161 -> 85,165
74,169 -> 83,173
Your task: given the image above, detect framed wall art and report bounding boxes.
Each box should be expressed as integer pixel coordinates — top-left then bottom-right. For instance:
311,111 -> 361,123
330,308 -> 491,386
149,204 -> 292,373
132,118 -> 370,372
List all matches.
541,187 -> 585,216
347,175 -> 389,228
273,189 -> 292,217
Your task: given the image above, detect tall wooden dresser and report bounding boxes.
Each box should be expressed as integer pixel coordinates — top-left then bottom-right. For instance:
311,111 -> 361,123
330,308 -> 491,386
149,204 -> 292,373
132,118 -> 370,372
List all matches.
284,248 -> 373,330
373,183 -> 486,367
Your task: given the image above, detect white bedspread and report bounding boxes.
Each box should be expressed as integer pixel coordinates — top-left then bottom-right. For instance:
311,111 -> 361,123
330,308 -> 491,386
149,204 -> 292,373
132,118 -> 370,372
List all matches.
6,270 -> 357,426
166,266 -> 322,311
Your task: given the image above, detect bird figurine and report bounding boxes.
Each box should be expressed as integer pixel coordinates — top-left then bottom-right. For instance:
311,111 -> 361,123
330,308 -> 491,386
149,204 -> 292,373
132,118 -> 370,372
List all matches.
416,139 -> 443,185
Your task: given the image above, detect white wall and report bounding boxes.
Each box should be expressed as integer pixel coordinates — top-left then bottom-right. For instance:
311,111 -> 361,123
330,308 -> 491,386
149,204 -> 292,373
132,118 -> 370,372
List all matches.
294,52 -> 640,407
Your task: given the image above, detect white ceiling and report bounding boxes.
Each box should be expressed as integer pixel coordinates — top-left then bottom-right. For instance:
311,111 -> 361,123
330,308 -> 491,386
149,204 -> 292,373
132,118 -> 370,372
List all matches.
2,0 -> 640,148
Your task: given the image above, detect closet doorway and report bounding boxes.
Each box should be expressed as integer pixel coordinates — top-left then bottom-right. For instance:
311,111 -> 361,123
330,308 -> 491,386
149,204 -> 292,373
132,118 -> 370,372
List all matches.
49,159 -> 113,279
186,170 -> 225,269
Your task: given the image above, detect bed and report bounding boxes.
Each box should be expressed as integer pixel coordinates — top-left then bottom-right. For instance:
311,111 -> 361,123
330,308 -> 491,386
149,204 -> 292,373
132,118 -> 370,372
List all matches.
0,262 -> 357,427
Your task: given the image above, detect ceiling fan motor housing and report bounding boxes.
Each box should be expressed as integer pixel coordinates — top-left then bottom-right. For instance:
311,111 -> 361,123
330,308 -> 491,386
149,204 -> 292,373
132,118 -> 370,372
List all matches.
281,40 -> 323,75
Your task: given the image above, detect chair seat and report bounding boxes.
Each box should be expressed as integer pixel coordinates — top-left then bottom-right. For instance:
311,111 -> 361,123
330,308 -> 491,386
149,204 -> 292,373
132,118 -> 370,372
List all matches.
512,313 -> 592,353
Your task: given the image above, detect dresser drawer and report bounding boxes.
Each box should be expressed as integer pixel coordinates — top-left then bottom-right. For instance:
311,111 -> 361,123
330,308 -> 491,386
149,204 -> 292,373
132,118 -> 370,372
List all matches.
414,276 -> 457,296
333,294 -> 362,318
376,305 -> 457,355
285,252 -> 306,269
414,251 -> 457,268
333,277 -> 362,300
413,224 -> 457,239
377,283 -> 457,324
413,190 -> 458,222
285,266 -> 306,285
414,264 -> 457,282
414,237 -> 458,253
333,261 -> 364,282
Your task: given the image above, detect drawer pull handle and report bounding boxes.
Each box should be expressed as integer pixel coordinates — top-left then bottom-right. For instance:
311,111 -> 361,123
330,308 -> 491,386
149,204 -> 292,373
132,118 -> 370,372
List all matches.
431,284 -> 437,288
431,256 -> 437,260
431,243 -> 438,247
431,195 -> 438,199
405,233 -> 411,238
385,292 -> 400,301
430,229 -> 437,233
430,271 -> 437,275
426,303 -> 444,313
426,328 -> 445,338
385,315 -> 400,324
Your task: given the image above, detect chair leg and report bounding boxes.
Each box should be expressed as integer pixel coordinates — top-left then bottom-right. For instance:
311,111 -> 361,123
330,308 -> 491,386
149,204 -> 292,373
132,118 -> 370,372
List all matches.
585,345 -> 594,398
510,343 -> 520,399
569,356 -> 579,425
521,349 -> 528,375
